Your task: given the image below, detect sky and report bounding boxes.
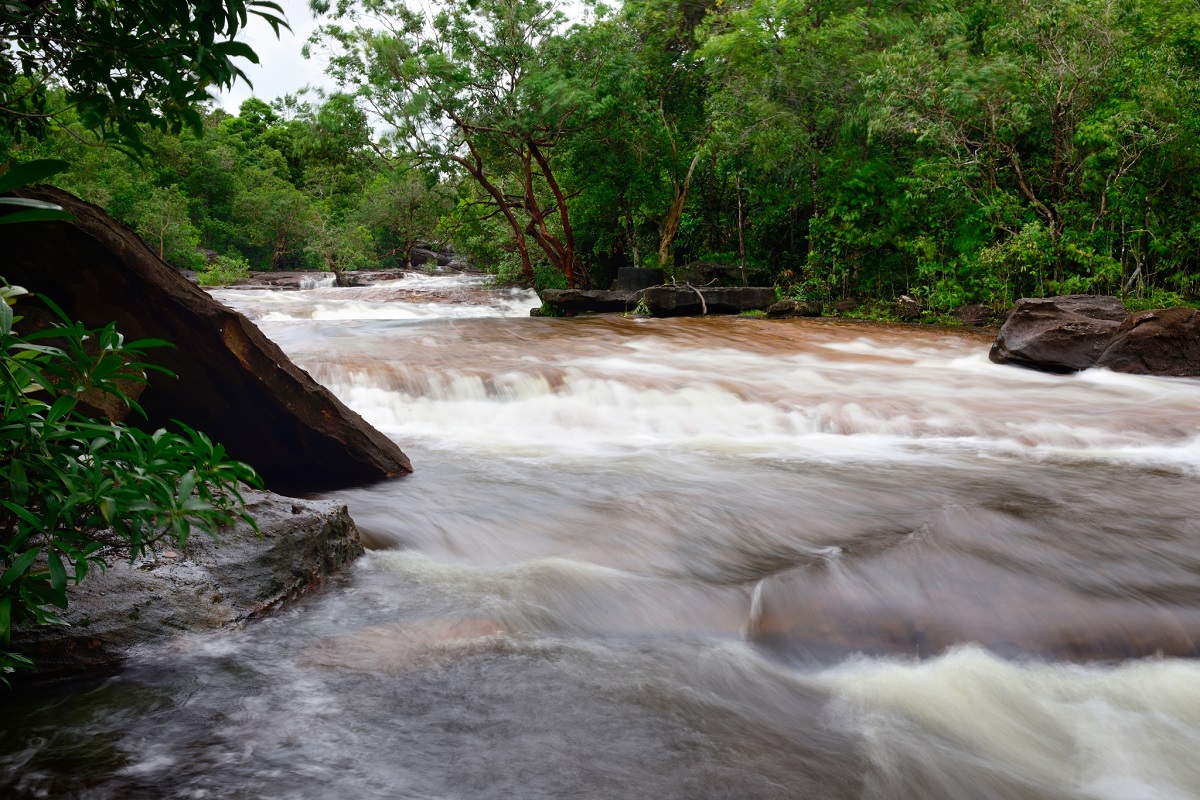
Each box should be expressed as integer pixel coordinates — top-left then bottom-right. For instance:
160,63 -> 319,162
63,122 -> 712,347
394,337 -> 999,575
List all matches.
213,0 -> 336,111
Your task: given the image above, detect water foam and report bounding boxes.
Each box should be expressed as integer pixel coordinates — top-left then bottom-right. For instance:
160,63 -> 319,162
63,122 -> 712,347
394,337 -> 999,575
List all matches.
823,646 -> 1200,799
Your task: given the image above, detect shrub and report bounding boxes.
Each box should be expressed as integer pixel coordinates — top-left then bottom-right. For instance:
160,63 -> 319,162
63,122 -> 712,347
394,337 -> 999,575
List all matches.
196,253 -> 251,286
0,283 -> 260,680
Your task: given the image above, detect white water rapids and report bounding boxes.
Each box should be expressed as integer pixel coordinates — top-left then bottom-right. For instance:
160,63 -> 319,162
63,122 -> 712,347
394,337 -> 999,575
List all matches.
4,271 -> 1200,799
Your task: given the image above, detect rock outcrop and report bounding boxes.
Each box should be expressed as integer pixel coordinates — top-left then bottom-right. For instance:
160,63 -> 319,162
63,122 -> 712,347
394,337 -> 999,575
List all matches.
989,295 -> 1127,372
2,186 -> 412,493
1096,307 -> 1200,376
539,289 -> 636,314
640,286 -> 776,316
11,492 -> 364,679
767,300 -> 823,319
539,285 -> 776,316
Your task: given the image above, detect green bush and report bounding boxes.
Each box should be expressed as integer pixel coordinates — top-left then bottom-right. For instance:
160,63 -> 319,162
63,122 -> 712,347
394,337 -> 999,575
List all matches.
0,283 -> 259,680
196,253 -> 251,286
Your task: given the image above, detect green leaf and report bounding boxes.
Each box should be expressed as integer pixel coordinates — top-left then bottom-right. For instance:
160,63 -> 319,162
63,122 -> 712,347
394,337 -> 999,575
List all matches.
0,160 -> 70,194
97,497 -> 115,522
47,549 -> 67,600
0,197 -> 65,211
0,208 -> 75,226
9,460 -> 28,506
45,393 -> 76,424
0,549 -> 40,592
0,597 -> 10,644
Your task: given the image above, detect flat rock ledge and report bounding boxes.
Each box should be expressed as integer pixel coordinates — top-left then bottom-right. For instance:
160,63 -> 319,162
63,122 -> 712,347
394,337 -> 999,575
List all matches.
11,491 -> 364,681
539,286 -> 775,317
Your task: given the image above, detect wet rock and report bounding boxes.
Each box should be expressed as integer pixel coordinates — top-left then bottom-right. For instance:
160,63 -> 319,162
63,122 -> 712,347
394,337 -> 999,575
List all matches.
641,286 -> 776,316
767,300 -> 823,319
989,295 -> 1127,372
895,295 -> 922,320
953,304 -> 995,326
539,289 -> 636,314
230,270 -> 336,289
409,246 -> 452,267
1096,307 -> 1200,376
831,298 -> 859,314
11,491 -> 364,679
612,267 -> 664,292
3,186 -> 412,493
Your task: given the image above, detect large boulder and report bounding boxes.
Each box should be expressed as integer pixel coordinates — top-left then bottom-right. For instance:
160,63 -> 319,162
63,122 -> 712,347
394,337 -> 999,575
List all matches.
1096,307 -> 1200,376
2,186 -> 412,494
989,295 -> 1127,372
11,492 -> 364,679
641,286 -> 776,316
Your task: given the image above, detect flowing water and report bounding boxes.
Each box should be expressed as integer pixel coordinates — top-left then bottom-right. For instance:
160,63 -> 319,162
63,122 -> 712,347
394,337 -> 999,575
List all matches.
4,272 -> 1200,799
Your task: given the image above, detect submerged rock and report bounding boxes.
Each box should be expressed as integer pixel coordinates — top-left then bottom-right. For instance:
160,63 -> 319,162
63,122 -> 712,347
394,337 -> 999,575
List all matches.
767,300 -> 823,319
12,492 -> 364,679
2,186 -> 412,493
1096,307 -> 1200,376
989,295 -> 1127,372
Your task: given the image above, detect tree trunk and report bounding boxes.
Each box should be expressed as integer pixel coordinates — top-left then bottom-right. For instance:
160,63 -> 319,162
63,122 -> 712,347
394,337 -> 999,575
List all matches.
736,173 -> 747,287
657,150 -> 702,269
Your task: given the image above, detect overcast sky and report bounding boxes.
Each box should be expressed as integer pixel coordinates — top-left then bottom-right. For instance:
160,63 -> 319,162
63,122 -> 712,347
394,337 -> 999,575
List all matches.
213,0 -> 335,111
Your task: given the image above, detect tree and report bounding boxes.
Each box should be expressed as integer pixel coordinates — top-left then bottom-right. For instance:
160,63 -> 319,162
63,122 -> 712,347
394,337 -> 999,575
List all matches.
313,0 -> 600,286
0,0 -> 288,151
866,0 -> 1194,297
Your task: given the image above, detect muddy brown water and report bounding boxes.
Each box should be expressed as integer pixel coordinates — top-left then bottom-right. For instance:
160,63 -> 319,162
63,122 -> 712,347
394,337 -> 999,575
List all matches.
4,272 -> 1200,799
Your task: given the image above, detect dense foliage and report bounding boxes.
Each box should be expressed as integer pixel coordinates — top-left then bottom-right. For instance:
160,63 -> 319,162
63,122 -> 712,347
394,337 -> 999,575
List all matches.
0,0 -> 287,151
8,0 -> 1200,308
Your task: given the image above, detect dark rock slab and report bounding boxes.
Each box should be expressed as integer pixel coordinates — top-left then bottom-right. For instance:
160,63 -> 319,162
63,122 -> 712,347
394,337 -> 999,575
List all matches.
831,298 -> 860,314
989,295 -> 1127,372
11,491 -> 364,679
612,267 -> 664,292
3,186 -> 412,493
540,288 -> 636,314
767,300 -> 823,319
642,286 -> 776,316
409,246 -> 452,267
1096,307 -> 1200,376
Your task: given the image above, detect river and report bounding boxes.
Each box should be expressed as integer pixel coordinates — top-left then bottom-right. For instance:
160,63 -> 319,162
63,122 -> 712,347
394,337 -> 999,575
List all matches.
4,272 -> 1200,799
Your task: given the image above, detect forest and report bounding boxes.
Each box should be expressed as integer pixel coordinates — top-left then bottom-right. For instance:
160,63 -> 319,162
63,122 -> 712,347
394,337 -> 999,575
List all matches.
6,0 -> 1200,312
